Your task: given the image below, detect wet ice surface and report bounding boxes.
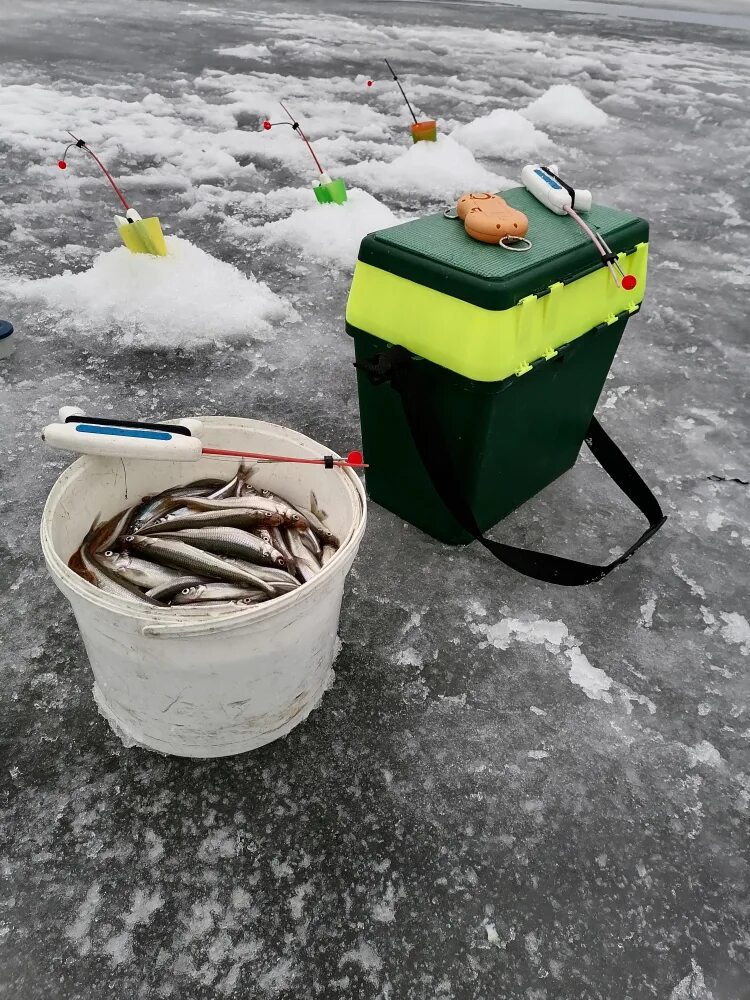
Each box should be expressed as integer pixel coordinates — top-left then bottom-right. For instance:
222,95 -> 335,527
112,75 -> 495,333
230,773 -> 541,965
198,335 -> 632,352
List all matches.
1,0 -> 749,997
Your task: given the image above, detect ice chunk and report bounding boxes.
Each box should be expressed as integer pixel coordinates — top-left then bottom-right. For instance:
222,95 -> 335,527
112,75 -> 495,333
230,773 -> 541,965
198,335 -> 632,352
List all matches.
7,236 -> 296,347
346,134 -> 511,199
452,109 -> 552,160
254,188 -> 402,268
522,84 -> 609,131
565,646 -> 614,703
217,42 -> 271,60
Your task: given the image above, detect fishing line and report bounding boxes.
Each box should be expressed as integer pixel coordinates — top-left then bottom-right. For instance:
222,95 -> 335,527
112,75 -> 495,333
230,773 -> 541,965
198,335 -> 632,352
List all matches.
57,132 -> 130,211
565,205 -> 626,288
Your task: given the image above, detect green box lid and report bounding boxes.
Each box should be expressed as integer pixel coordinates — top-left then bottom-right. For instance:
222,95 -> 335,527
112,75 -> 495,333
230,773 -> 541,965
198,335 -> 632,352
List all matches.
357,186 -> 649,311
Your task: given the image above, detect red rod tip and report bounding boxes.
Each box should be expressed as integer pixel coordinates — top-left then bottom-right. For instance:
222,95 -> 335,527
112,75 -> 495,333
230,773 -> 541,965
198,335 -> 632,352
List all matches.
262,120 -> 272,130
57,160 -> 67,169
621,275 -> 637,291
367,80 -> 373,87
347,450 -> 364,466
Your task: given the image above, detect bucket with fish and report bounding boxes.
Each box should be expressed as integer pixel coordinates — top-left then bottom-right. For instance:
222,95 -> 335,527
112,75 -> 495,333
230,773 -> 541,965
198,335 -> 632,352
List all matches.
40,416 -> 367,758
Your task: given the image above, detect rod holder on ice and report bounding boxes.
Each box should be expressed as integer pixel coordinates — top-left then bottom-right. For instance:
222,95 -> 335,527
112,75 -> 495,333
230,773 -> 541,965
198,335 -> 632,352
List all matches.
263,107 -> 348,204
41,409 -> 367,468
58,133 -> 167,256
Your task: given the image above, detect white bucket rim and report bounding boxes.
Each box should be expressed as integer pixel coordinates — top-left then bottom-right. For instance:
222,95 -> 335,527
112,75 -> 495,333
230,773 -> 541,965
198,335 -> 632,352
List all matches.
41,416 -> 367,637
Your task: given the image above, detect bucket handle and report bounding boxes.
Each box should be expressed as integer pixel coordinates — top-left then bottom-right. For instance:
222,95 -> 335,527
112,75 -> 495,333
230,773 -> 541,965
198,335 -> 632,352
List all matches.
354,347 -> 666,586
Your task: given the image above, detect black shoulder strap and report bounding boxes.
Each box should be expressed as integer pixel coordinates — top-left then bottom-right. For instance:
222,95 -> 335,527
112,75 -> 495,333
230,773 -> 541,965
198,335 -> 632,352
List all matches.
355,347 -> 666,586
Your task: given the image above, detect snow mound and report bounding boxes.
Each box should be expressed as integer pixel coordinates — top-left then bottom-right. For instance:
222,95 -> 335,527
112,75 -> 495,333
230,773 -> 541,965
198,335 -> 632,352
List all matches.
254,188 -> 402,268
217,42 -> 271,60
9,236 -> 295,347
451,109 -> 552,160
346,134 -> 509,200
521,84 -> 609,131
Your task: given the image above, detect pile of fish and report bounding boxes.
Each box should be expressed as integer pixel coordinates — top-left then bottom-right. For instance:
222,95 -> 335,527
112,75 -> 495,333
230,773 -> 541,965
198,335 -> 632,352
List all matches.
68,465 -> 339,612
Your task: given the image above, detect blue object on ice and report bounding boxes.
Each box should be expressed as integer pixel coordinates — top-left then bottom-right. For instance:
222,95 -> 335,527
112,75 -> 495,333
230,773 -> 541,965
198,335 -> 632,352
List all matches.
0,321 -> 13,340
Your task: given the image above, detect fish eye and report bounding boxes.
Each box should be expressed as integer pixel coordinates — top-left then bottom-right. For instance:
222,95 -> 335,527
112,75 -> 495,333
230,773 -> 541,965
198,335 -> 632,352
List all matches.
181,588 -> 191,595
125,535 -> 135,542
105,550 -> 114,557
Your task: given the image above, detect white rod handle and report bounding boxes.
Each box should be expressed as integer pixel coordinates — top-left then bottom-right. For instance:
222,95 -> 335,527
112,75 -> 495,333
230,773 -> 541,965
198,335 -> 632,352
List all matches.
41,421 -> 203,461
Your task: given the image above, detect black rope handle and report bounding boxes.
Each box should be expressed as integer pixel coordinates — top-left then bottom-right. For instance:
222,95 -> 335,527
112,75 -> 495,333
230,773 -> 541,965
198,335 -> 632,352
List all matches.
355,347 -> 666,586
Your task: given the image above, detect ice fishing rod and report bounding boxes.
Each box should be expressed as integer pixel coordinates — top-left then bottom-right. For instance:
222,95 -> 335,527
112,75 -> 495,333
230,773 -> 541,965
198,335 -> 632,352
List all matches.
57,132 -> 168,255
521,164 -> 637,290
41,409 -> 367,469
380,58 -> 418,125
58,132 -> 130,211
263,103 -> 326,175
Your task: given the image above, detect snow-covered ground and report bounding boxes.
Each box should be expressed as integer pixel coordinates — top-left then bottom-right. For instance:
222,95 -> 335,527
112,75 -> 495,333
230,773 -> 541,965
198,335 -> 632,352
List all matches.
0,1 -> 748,998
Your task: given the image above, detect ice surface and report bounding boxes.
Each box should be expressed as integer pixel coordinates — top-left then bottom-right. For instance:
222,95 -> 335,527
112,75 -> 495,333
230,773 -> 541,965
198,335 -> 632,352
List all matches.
1,0 -> 749,998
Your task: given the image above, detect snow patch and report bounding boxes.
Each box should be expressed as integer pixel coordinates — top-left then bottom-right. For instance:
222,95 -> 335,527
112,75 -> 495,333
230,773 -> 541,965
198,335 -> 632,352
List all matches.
522,84 -> 609,131
340,941 -> 382,985
346,134 -> 509,199
451,109 -> 552,159
8,237 -> 296,347
66,881 -> 102,957
687,741 -> 724,769
217,42 -> 271,60
565,646 -> 613,703
638,596 -> 656,629
479,617 -> 569,651
706,511 -> 726,531
254,188 -> 401,268
720,612 -> 750,654
670,960 -> 715,999
472,615 -> 621,706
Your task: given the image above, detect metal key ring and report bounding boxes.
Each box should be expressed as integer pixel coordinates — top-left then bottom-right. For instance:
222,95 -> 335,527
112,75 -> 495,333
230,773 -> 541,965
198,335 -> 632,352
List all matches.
499,236 -> 532,252
443,207 -> 459,219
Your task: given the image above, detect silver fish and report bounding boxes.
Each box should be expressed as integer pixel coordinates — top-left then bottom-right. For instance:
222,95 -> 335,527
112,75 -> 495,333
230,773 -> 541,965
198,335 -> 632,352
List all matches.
222,559 -> 300,589
129,481 -> 224,533
128,536 -> 275,594
300,527 -> 322,560
286,528 -> 322,583
175,496 -> 308,530
98,550 -> 185,590
138,506 -> 283,535
146,576 -> 211,601
291,496 -> 339,547
321,544 -> 337,566
271,526 -> 295,566
208,471 -> 242,500
70,521 -> 154,604
95,508 -> 134,553
170,583 -> 268,605
253,528 -> 274,547
152,526 -> 287,568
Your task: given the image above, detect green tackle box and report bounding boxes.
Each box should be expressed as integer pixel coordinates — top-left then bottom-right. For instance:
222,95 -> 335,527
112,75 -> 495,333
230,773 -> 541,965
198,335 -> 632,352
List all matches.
346,187 -> 665,584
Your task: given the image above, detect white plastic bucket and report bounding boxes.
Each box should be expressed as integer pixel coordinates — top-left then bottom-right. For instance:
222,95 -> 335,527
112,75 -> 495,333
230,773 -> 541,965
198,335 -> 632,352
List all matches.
40,417 -> 367,758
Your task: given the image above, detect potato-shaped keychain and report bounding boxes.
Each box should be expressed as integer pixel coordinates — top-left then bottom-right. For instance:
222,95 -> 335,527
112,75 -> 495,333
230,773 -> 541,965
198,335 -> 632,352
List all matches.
456,192 -> 530,247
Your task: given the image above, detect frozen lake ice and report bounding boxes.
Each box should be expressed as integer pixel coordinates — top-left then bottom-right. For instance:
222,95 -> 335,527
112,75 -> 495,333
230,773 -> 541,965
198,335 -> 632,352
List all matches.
0,1 -> 748,997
